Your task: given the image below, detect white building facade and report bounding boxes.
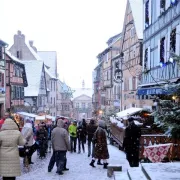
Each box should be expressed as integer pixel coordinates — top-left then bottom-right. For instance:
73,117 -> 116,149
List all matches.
138,0 -> 180,106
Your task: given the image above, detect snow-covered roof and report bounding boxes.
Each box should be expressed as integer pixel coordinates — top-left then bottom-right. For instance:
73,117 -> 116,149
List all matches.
6,50 -> 24,65
45,66 -> 57,80
116,107 -> 143,118
72,88 -> 93,99
129,0 -> 143,39
23,60 -> 44,97
25,40 -> 42,60
38,51 -> 57,77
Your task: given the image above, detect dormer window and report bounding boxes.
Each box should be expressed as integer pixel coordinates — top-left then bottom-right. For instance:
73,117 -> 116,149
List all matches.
16,51 -> 22,59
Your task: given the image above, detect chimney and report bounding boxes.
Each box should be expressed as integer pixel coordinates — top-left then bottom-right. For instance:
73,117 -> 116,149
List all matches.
29,40 -> 37,52
17,30 -> 21,35
29,40 -> 33,47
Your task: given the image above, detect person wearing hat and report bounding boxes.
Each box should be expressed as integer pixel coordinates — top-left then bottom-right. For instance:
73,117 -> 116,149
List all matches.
68,120 -> 77,153
123,117 -> 141,167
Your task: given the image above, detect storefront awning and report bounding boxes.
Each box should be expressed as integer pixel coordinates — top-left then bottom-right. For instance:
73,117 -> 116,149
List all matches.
17,112 -> 37,118
137,87 -> 169,95
116,107 -> 143,118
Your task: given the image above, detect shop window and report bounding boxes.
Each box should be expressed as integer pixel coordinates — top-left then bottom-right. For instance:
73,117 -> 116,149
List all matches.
170,28 -> 176,53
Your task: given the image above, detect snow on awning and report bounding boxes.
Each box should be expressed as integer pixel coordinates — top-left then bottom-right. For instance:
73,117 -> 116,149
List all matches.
35,116 -> 45,120
17,112 -> 37,118
46,115 -> 55,121
116,107 -> 143,118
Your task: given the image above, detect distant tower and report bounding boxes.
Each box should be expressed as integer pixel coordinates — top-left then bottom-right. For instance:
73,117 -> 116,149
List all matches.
82,80 -> 85,89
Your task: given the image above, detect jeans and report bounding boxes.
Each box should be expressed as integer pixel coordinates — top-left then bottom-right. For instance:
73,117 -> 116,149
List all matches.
70,136 -> 77,152
48,151 -> 66,173
88,139 -> 92,156
78,138 -> 85,152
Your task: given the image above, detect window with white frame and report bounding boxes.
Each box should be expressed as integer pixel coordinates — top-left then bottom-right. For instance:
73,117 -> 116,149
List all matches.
170,28 -> 176,53
160,37 -> 166,63
160,0 -> 166,14
145,0 -> 150,28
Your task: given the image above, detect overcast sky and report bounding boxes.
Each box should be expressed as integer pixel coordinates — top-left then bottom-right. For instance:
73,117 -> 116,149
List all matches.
0,0 -> 127,88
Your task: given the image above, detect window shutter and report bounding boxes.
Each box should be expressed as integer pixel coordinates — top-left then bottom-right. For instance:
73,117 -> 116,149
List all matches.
122,82 -> 124,91
11,86 -> 14,99
148,46 -> 151,69
21,87 -> 24,99
156,0 -> 160,18
164,36 -> 167,62
157,39 -> 160,66
166,0 -> 171,10
149,0 -> 152,25
176,24 -> 180,56
143,3 -> 145,30
129,77 -> 132,91
14,86 -> 16,99
136,77 -> 138,89
167,30 -> 170,61
143,47 -> 145,70
2,73 -> 4,87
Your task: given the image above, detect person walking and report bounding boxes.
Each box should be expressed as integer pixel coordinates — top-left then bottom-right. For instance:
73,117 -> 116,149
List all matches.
21,122 -> 34,164
68,120 -> 77,153
86,119 -> 97,157
89,120 -> 109,169
48,119 -> 70,175
123,117 -> 141,167
77,121 -> 86,153
36,122 -> 48,158
0,118 -> 26,180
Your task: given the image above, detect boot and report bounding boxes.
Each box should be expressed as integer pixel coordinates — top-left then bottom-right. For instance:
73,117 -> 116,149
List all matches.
103,163 -> 108,169
89,159 -> 96,167
97,159 -> 103,165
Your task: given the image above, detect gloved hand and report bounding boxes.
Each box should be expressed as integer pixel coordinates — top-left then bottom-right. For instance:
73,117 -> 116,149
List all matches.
71,132 -> 75,136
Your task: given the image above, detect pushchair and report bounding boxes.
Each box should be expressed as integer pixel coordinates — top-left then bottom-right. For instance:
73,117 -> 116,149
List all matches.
19,142 -> 39,170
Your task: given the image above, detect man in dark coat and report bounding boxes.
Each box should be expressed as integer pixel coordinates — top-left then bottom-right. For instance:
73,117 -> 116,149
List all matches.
86,119 -> 97,157
123,117 -> 141,167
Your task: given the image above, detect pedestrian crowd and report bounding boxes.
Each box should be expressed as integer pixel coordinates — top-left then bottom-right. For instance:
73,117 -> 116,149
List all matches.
0,112 -> 141,179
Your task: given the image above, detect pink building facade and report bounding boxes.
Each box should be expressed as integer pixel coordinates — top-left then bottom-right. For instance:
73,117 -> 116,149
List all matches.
5,51 -> 28,112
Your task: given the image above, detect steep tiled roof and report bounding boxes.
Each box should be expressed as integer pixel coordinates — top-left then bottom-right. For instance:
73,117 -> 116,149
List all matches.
6,50 -> 24,65
23,60 -> 44,97
38,51 -> 57,77
45,66 -> 57,80
129,0 -> 143,39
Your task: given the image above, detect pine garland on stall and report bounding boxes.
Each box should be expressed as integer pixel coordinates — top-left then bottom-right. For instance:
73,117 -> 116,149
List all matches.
152,84 -> 180,139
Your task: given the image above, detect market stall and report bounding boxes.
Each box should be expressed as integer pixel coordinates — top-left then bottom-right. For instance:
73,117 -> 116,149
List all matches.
110,107 -> 152,148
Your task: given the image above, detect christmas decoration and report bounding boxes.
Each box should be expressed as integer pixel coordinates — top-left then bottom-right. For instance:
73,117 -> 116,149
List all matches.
152,84 -> 180,139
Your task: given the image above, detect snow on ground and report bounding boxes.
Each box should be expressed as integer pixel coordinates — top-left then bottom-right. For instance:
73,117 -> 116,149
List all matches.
17,143 -> 129,180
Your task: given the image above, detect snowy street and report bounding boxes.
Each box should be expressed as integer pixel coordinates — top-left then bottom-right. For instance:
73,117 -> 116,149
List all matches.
17,143 -> 129,180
